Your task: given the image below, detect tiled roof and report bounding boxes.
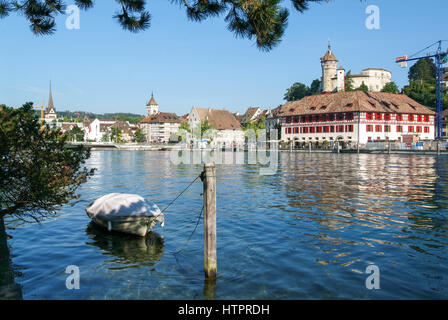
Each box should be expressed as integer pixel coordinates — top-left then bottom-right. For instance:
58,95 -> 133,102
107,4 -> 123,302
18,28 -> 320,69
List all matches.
241,107 -> 260,122
140,112 -> 180,124
320,49 -> 337,62
194,108 -> 242,130
278,91 -> 435,116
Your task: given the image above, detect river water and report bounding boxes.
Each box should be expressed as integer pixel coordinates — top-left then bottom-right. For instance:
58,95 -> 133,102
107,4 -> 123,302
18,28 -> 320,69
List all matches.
2,151 -> 448,299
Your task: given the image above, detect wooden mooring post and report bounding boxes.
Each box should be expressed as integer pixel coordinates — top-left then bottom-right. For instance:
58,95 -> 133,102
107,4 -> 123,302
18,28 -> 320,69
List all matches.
202,164 -> 217,279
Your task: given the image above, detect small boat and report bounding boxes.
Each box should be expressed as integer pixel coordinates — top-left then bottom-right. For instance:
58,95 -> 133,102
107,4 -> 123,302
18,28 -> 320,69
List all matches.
85,193 -> 165,237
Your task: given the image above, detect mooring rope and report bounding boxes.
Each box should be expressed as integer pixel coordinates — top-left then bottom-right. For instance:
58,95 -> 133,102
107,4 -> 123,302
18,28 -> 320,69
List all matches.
161,174 -> 202,214
171,204 -> 204,255
157,173 -> 205,255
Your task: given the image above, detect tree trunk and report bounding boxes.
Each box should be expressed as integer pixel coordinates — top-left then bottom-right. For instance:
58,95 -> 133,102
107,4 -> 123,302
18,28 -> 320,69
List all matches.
0,217 -> 23,299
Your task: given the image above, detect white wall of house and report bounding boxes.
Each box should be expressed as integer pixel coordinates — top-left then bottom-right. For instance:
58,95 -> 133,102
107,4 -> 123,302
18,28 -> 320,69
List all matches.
281,113 -> 435,144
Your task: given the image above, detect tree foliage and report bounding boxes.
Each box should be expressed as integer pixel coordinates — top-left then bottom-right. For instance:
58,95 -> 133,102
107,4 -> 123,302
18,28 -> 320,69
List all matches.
408,58 -> 436,83
0,0 -> 328,51
133,128 -> 145,143
344,70 -> 354,91
402,80 -> 448,110
110,126 -> 122,143
381,82 -> 399,94
69,125 -> 84,142
284,79 -> 321,101
0,103 -> 95,222
355,81 -> 369,92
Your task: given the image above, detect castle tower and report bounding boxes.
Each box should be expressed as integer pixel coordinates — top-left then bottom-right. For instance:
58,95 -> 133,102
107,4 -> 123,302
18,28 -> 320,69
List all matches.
146,92 -> 159,116
320,43 -> 338,92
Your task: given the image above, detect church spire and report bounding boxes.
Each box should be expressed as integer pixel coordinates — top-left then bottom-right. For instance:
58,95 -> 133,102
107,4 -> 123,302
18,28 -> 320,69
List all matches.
47,82 -> 55,112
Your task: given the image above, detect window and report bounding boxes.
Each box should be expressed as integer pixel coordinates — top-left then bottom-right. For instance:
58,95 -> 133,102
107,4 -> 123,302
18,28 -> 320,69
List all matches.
288,128 -> 292,134
337,113 -> 344,121
408,126 -> 414,133
366,113 -> 374,120
375,113 -> 382,120
424,126 -> 430,133
317,126 -> 323,133
375,125 -> 382,132
424,115 -> 430,122
330,126 -> 335,133
346,113 -> 354,120
408,114 -> 414,122
384,114 -> 391,121
416,126 -> 422,133
303,127 -> 309,134
337,125 -> 344,133
396,114 -> 403,121
286,116 -> 291,123
384,125 -> 391,132
417,115 -> 422,122
396,125 -> 403,133
347,125 -> 354,132
366,125 -> 373,132
324,126 -> 330,133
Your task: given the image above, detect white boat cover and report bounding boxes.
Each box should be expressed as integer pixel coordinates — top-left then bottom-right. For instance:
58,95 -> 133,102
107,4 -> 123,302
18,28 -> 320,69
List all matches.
86,193 -> 165,227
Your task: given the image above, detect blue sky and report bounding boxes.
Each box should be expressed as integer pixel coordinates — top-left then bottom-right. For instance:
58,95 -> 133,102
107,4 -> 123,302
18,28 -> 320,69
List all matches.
0,0 -> 446,116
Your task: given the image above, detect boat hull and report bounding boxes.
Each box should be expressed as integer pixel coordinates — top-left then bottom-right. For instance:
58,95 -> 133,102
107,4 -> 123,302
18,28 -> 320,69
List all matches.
91,216 -> 159,237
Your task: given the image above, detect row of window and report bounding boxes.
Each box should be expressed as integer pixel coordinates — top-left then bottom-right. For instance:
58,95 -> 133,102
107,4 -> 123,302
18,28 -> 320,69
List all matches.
366,125 -> 431,133
285,113 -> 354,123
285,125 -> 354,134
365,113 -> 430,122
285,125 -> 431,134
284,113 -> 431,124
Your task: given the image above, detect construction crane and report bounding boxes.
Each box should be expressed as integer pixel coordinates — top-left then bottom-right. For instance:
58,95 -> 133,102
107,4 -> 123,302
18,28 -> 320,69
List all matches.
33,104 -> 45,130
396,40 -> 448,140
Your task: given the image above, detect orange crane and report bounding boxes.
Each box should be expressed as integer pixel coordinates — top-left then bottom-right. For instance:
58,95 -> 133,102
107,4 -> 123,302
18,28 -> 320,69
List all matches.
33,104 -> 45,130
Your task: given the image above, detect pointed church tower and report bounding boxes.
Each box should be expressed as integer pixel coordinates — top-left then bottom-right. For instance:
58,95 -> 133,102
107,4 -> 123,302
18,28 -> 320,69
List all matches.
45,82 -> 57,121
320,43 -> 339,92
146,92 -> 159,116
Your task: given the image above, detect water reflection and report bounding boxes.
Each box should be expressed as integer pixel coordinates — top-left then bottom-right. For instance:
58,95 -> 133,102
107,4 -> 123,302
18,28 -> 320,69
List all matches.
85,223 -> 164,270
279,153 -> 447,274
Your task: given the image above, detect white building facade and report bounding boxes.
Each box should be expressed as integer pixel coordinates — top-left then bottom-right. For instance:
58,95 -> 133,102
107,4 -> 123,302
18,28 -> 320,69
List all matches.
139,94 -> 181,143
279,91 -> 435,145
188,107 -> 245,147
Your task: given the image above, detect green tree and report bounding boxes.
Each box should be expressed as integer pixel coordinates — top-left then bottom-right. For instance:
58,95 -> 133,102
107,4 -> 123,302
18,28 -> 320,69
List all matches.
110,127 -> 122,143
133,128 -> 145,143
345,70 -> 354,91
309,79 -> 321,95
381,82 -> 400,94
101,132 -> 110,142
69,126 -> 84,142
356,81 -> 369,92
284,82 -> 310,101
201,120 -> 213,136
0,103 -> 94,221
408,58 -> 436,83
179,122 -> 190,132
402,80 -> 448,110
0,0 -> 328,51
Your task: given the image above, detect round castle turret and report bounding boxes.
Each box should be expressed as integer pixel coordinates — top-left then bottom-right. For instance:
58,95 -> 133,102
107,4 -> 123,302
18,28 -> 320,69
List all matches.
320,44 -> 338,93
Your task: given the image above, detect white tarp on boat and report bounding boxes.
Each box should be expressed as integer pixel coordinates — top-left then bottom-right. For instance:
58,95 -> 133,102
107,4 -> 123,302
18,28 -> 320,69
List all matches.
86,193 -> 165,227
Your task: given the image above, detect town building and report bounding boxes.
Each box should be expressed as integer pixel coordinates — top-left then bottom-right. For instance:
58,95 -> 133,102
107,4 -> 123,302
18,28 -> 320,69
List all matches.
188,107 -> 244,147
240,107 -> 263,123
139,93 -> 181,143
84,119 -> 116,142
320,44 -> 392,93
44,83 -> 58,123
279,91 -> 435,146
442,109 -> 448,139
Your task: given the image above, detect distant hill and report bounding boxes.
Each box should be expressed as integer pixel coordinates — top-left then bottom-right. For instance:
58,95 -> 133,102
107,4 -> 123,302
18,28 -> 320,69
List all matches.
57,111 -> 145,124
